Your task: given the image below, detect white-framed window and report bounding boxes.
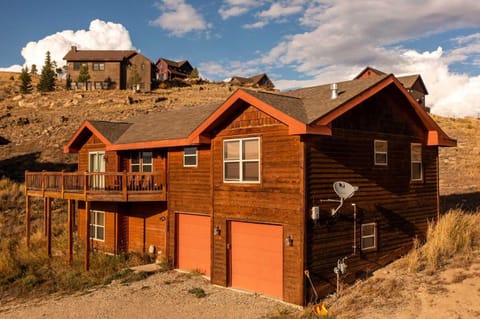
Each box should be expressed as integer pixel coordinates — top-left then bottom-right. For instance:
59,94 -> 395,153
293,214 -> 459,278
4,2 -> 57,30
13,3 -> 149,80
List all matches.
361,223 -> 377,251
223,137 -> 260,183
183,147 -> 197,167
374,140 -> 388,166
90,210 -> 105,241
131,151 -> 153,172
93,63 -> 105,71
411,143 -> 422,181
94,82 -> 103,90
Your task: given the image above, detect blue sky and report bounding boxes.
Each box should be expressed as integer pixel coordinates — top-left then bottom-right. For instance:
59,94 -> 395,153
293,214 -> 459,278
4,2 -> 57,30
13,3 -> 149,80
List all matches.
1,0 -> 480,117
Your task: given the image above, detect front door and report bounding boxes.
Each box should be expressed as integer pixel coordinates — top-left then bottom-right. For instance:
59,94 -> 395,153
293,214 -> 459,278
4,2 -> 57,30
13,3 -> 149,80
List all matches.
89,151 -> 105,189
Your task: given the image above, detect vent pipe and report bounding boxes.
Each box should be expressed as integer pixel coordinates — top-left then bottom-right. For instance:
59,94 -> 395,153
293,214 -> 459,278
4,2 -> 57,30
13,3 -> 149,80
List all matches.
330,83 -> 338,99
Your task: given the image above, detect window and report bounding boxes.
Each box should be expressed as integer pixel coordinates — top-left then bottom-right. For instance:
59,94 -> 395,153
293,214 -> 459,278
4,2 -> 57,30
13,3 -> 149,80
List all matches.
374,140 -> 388,166
223,137 -> 260,183
94,82 -> 103,90
411,143 -> 422,181
89,210 -> 105,241
183,147 -> 197,167
77,82 -> 84,90
73,62 -> 81,70
131,151 -> 153,172
93,63 -> 105,71
361,223 -> 377,251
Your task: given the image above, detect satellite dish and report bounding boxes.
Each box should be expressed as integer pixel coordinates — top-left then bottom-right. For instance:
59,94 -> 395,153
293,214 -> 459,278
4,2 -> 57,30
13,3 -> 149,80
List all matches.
333,181 -> 358,200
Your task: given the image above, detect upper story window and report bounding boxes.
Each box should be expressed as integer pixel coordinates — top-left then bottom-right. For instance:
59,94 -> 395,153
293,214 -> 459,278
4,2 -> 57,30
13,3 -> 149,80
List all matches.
411,143 -> 422,181
223,137 -> 260,183
93,63 -> 105,71
73,62 -> 81,70
361,223 -> 377,251
89,210 -> 105,241
374,140 -> 388,166
131,151 -> 153,172
183,147 -> 197,167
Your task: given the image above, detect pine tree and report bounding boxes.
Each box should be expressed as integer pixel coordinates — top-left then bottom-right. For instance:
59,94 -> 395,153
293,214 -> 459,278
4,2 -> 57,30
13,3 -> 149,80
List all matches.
37,51 -> 56,92
19,66 -> 33,94
77,64 -> 90,85
30,64 -> 37,76
189,67 -> 199,79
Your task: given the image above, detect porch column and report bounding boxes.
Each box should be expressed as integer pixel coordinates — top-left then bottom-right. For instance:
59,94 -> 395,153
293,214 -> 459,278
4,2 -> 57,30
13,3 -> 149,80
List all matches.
67,199 -> 74,266
43,197 -> 48,236
84,201 -> 90,271
25,195 -> 30,248
46,197 -> 52,257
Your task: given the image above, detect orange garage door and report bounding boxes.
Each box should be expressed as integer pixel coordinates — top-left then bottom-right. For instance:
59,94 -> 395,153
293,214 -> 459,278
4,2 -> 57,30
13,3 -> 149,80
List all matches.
176,214 -> 211,276
229,221 -> 283,298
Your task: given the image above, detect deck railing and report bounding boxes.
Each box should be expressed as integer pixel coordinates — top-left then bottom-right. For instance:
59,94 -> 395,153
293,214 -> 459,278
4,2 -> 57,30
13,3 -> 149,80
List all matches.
25,171 -> 165,201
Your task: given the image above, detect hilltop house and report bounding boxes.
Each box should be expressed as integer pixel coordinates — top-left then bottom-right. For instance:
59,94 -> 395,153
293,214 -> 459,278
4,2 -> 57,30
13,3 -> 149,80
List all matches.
156,58 -> 193,81
230,73 -> 274,89
64,46 -> 156,91
25,70 -> 455,305
355,66 -> 429,110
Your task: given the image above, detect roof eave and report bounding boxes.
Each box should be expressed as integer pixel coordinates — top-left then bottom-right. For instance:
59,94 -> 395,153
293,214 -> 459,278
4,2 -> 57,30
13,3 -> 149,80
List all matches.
63,120 -> 113,153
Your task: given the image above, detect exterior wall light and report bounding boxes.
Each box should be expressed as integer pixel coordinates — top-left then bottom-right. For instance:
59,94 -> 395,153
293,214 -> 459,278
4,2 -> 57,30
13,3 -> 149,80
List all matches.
285,235 -> 293,246
214,225 -> 221,236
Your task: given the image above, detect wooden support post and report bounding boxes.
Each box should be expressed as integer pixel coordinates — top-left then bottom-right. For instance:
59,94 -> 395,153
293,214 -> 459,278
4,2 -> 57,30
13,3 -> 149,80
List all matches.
122,171 -> 127,201
46,198 -> 52,257
67,199 -> 73,266
43,197 -> 48,237
25,195 -> 30,248
84,201 -> 90,271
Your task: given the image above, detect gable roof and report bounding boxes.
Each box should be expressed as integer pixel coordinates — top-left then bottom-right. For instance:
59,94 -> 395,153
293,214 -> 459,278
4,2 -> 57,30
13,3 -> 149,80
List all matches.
156,58 -> 191,68
397,74 -> 429,94
65,71 -> 455,153
230,73 -> 273,87
354,66 -> 387,79
63,46 -> 137,62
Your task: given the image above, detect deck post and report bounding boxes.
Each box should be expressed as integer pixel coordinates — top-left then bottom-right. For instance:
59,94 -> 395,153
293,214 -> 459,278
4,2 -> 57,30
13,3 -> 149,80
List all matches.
122,171 -> 127,201
43,197 -> 48,236
25,195 -> 30,248
67,199 -> 73,266
61,170 -> 65,199
85,201 -> 90,271
83,171 -> 88,201
46,197 -> 52,257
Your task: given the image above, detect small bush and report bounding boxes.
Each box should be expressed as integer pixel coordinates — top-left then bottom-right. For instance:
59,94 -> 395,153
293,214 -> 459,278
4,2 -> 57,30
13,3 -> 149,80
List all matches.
188,287 -> 206,298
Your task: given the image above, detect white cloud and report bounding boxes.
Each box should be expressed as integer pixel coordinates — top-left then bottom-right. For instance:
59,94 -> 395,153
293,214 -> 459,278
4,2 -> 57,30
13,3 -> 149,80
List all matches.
218,0 -> 263,20
151,0 -> 209,36
243,21 -> 268,29
0,65 -> 23,72
4,19 -> 134,72
258,3 -> 303,19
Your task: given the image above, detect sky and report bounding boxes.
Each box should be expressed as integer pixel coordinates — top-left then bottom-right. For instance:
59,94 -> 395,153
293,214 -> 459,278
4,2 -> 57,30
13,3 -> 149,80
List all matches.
1,0 -> 480,117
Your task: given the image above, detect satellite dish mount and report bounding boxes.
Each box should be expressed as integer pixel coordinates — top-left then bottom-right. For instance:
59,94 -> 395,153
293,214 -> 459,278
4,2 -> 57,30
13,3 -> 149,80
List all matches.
320,181 -> 358,216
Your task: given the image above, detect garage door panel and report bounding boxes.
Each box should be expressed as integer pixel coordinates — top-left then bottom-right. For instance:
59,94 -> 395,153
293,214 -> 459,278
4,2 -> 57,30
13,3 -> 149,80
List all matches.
177,214 -> 211,277
230,222 -> 283,298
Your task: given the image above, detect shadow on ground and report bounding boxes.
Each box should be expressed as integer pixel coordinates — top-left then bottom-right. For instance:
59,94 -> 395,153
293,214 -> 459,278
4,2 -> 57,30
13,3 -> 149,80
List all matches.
0,152 -> 76,182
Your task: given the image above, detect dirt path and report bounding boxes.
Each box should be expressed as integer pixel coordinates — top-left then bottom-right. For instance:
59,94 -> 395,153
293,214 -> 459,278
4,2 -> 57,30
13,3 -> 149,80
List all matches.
0,270 -> 300,319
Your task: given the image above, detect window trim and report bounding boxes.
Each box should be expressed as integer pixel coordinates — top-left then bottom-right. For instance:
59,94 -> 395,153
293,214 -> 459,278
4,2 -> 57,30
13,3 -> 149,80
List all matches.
361,222 -> 377,251
93,63 -> 105,71
130,151 -> 153,172
183,146 -> 198,167
89,210 -> 105,241
374,139 -> 388,166
223,137 -> 260,184
410,143 -> 423,181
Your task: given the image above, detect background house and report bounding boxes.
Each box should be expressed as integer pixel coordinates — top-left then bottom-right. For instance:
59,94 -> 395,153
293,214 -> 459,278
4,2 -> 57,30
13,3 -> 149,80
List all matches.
229,73 -> 274,89
355,66 -> 429,110
63,46 -> 156,91
156,58 -> 193,81
25,71 -> 455,305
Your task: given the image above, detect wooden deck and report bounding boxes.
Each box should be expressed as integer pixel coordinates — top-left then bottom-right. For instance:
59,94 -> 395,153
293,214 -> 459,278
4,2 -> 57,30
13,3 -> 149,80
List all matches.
25,171 -> 166,202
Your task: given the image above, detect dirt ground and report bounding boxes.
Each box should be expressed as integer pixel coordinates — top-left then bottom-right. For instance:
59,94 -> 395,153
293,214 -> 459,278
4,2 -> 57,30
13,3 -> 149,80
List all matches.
0,270 -> 301,319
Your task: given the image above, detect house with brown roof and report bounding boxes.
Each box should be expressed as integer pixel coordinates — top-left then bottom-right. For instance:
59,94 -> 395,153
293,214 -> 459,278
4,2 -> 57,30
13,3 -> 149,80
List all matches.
64,46 -> 156,91
25,71 -> 455,305
156,58 -> 193,81
355,66 -> 429,109
230,73 -> 274,89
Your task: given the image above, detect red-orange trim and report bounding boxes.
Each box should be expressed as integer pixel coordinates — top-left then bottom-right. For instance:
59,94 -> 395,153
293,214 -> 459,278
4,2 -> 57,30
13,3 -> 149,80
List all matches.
107,138 -> 193,151
63,120 -> 113,153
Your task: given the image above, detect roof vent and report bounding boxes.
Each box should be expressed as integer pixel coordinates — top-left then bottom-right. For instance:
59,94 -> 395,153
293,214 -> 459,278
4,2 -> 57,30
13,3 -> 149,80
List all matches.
330,83 -> 338,99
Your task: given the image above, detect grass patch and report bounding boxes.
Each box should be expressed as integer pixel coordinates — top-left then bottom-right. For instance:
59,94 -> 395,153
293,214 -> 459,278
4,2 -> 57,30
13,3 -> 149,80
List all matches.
188,287 -> 206,298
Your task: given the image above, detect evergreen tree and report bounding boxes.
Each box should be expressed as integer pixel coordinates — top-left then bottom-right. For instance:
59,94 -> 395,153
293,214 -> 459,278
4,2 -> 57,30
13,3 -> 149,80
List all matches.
19,66 -> 33,94
30,64 -> 37,76
37,51 -> 56,92
77,64 -> 90,88
189,67 -> 199,79
66,74 -> 72,90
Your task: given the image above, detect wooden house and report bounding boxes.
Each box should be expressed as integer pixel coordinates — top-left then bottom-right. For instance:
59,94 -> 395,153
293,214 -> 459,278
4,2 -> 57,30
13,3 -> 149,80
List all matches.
64,46 -> 156,91
156,58 -> 193,81
25,72 -> 455,305
355,66 -> 429,109
230,73 -> 274,89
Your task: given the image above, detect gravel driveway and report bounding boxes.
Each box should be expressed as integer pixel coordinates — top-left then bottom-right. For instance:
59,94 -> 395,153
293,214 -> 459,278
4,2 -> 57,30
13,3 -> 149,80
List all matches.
0,270 -> 301,319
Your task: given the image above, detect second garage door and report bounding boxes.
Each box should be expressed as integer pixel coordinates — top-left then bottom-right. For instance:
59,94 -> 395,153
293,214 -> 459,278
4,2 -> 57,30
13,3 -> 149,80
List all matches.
229,221 -> 283,298
176,213 -> 211,277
